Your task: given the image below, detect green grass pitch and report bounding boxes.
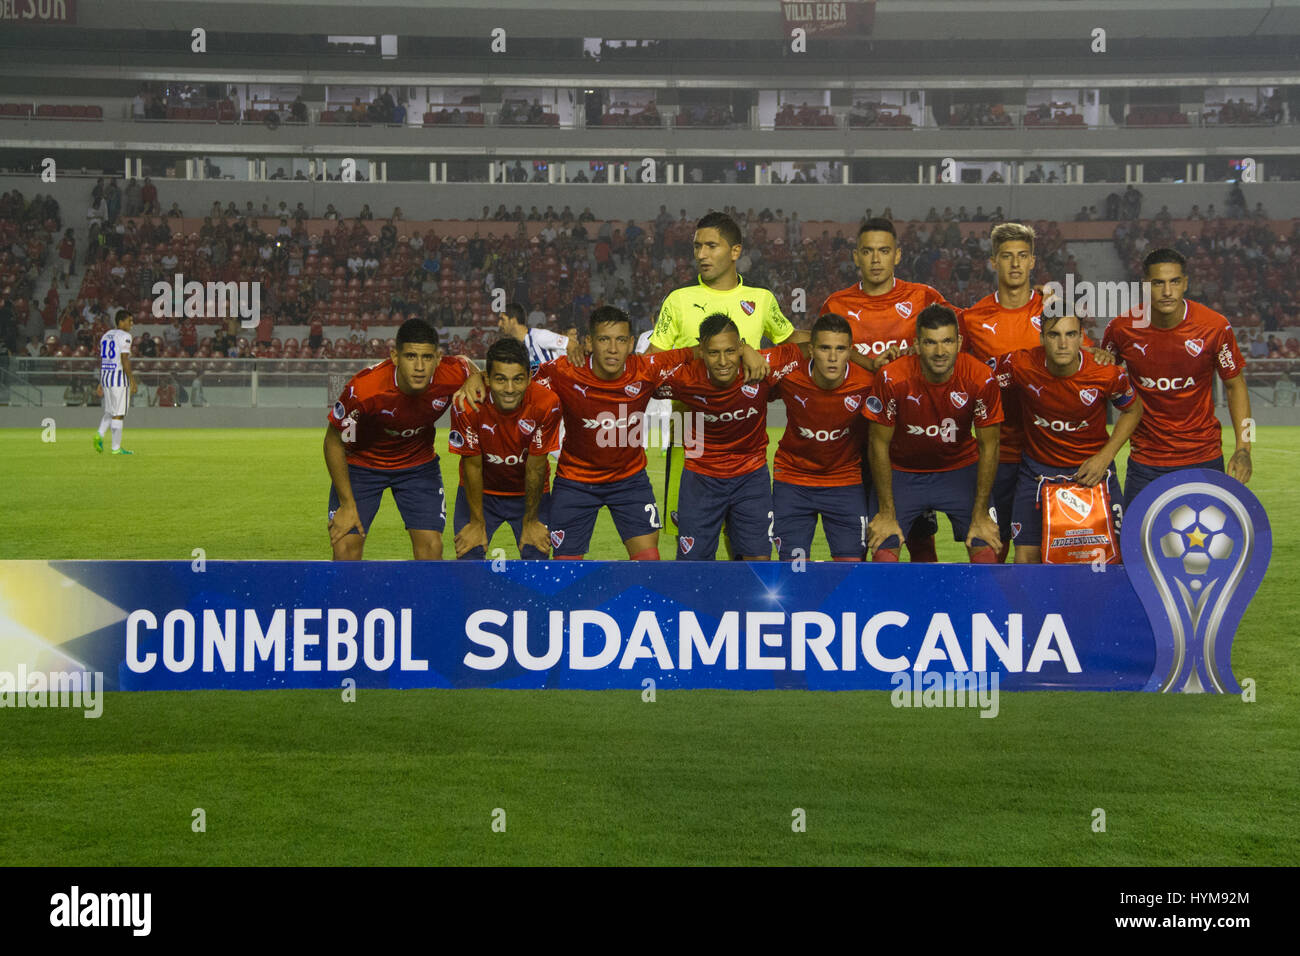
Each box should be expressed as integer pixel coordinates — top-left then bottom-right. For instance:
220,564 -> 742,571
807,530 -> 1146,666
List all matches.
1,425 -> 1297,865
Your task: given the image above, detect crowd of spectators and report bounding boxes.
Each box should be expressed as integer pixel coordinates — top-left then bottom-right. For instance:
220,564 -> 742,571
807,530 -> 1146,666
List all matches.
775,102 -> 833,128
676,103 -> 737,126
1206,92 -> 1285,126
949,102 -> 1011,126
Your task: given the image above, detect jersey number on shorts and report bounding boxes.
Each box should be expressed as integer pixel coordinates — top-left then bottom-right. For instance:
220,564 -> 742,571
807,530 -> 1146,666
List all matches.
644,503 -> 661,529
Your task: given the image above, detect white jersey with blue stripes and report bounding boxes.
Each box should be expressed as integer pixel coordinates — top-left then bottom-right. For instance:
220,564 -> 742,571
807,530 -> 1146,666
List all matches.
523,327 -> 568,371
99,329 -> 132,389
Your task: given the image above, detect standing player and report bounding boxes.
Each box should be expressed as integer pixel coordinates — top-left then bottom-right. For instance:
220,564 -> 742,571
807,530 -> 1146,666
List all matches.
449,337 -> 560,560
1102,248 -> 1251,508
999,313 -> 1142,563
94,308 -> 137,455
325,318 -> 483,560
497,302 -> 575,372
535,306 -> 699,560
961,222 -> 1108,559
820,218 -> 956,561
94,309 -> 136,455
645,211 -> 807,522
637,326 -> 672,453
654,314 -> 800,560
864,305 -> 1004,562
770,313 -> 877,562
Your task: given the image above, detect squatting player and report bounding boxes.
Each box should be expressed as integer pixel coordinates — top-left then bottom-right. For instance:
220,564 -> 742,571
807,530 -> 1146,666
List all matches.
94,309 -> 137,455
654,314 -> 801,560
534,306 -> 698,560
864,305 -> 1004,562
820,218 -> 958,561
325,318 -> 483,560
769,313 -> 877,562
1102,248 -> 1252,508
998,313 -> 1142,563
449,337 -> 561,560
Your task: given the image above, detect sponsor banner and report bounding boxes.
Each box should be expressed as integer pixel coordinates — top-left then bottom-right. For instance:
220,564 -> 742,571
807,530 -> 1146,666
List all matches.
0,472 -> 1264,694
1,0 -> 76,24
780,0 -> 874,37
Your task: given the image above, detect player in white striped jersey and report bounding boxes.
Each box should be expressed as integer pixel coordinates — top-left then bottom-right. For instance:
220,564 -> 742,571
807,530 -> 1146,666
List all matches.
94,310 -> 137,455
499,302 -> 577,461
497,302 -> 573,372
637,327 -> 672,453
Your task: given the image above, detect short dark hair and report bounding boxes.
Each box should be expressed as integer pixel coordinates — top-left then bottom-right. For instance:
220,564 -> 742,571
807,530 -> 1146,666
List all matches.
915,304 -> 959,338
588,305 -> 630,337
858,218 -> 896,241
811,313 -> 852,342
115,310 -> 133,325
395,317 -> 439,349
502,302 -> 527,325
1143,247 -> 1187,276
1040,313 -> 1083,335
698,312 -> 739,346
485,337 -> 530,376
695,212 -> 742,248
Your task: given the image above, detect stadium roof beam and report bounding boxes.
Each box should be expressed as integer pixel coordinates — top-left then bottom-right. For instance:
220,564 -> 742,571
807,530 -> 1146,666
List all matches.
26,0 -> 1300,41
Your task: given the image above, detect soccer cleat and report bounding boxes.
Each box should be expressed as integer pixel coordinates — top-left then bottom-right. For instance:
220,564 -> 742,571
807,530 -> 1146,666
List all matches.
110,448 -> 134,455
93,433 -> 103,453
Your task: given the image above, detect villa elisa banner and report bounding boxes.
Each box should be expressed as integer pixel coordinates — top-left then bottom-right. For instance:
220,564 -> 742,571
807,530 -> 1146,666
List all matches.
779,1 -> 875,37
0,472 -> 1268,695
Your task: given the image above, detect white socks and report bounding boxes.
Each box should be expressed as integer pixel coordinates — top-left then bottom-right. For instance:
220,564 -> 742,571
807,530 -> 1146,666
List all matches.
110,419 -> 123,451
97,413 -> 111,437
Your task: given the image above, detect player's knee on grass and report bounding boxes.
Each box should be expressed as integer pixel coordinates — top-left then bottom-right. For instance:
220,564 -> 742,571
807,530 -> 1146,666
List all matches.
408,529 -> 442,560
1014,545 -> 1042,564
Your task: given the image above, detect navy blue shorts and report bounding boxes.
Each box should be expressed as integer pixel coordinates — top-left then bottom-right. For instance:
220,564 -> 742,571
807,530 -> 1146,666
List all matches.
548,470 -> 660,556
879,463 -> 990,550
772,480 -> 868,559
991,459 -> 1022,539
676,465 -> 773,560
328,458 -> 446,534
1124,455 -> 1224,510
452,487 -> 551,560
1012,454 -> 1123,548
863,453 -> 940,539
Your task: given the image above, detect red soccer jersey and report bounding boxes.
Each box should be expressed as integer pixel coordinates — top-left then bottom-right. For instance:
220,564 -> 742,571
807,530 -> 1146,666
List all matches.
998,347 -> 1136,468
1102,299 -> 1244,466
328,356 -> 472,470
962,290 -> 1094,463
771,355 -> 876,487
863,353 -> 1003,473
654,344 -> 800,479
820,278 -> 959,358
448,382 -> 562,496
535,347 -> 695,483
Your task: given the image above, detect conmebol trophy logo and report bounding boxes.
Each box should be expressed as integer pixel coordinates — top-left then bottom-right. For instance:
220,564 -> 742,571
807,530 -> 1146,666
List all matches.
1122,470 -> 1271,694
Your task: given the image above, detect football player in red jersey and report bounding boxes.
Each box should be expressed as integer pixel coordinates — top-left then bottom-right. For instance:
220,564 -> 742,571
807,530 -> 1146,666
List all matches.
535,306 -> 721,559
449,337 -> 561,560
962,222 -> 1112,560
999,313 -> 1142,563
1103,248 -> 1252,508
820,217 -> 957,561
654,313 -> 802,560
770,313 -> 877,561
325,318 -> 484,560
863,305 -> 1004,562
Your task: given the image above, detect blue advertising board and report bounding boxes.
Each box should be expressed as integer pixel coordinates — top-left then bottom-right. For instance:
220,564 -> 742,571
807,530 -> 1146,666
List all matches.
0,471 -> 1269,694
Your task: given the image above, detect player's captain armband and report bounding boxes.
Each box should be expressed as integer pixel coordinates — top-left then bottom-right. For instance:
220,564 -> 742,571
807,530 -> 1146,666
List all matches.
1038,473 -> 1120,565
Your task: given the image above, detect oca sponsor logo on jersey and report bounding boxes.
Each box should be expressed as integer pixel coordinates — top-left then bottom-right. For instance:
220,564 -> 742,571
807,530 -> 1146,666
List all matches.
1138,375 -> 1195,391
798,426 -> 850,442
906,418 -> 958,442
1033,415 -> 1089,433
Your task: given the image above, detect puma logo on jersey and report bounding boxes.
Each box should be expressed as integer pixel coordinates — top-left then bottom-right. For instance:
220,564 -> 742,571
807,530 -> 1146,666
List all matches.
693,303 -> 706,311
847,309 -> 862,320
906,394 -> 923,405
792,394 -> 809,408
1027,384 -> 1045,397
1132,342 -> 1150,356
688,395 -> 709,405
572,383 -> 589,397
480,423 -> 496,434
981,323 -> 998,334
379,408 -> 396,416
